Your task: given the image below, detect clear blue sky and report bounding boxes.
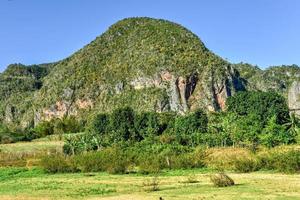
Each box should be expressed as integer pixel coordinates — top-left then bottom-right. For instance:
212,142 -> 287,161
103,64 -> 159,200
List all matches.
0,0 -> 299,72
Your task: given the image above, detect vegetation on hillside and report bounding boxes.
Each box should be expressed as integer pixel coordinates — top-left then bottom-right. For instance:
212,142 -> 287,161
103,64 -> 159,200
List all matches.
0,63 -> 54,128
234,62 -> 300,92
0,18 -> 300,131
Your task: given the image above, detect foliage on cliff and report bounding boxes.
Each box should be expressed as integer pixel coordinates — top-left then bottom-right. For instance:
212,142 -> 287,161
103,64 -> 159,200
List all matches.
0,17 -> 300,130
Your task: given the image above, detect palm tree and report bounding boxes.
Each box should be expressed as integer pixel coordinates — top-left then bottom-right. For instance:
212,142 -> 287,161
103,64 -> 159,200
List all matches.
284,113 -> 300,138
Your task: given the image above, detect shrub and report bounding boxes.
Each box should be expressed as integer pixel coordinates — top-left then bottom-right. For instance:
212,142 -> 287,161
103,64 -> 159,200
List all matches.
59,116 -> 83,134
134,112 -> 160,139
0,135 -> 14,144
210,173 -> 235,187
275,150 -> 300,173
40,154 -> 76,173
232,157 -> 259,173
0,130 -> 27,144
138,154 -> 161,174
99,146 -> 129,174
258,149 -> 300,173
87,113 -> 110,135
75,146 -> 129,174
159,133 -> 176,144
32,121 -> 54,138
73,152 -> 105,172
205,147 -> 253,171
169,153 -> 197,169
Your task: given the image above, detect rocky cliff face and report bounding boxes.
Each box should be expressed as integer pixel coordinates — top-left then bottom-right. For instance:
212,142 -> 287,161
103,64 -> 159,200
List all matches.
0,17 -> 299,129
34,66 -> 244,124
288,81 -> 300,115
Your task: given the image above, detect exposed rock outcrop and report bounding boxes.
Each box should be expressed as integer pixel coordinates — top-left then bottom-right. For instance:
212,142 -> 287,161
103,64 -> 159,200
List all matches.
288,81 -> 300,115
5,105 -> 15,123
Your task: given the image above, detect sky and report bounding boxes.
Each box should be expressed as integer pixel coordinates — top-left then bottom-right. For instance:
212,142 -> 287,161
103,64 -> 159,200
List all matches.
0,0 -> 299,72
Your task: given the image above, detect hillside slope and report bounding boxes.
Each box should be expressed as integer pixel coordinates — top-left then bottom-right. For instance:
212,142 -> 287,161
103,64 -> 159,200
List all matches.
0,63 -> 53,127
31,17 -> 245,125
1,17 -> 299,128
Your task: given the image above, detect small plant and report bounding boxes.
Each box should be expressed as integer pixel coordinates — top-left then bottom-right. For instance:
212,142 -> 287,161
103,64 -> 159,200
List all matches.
142,175 -> 160,192
210,173 -> 235,187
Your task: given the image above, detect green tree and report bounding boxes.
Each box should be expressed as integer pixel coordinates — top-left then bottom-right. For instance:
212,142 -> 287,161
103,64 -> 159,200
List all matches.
284,113 -> 300,142
260,116 -> 295,147
110,107 -> 137,141
134,112 -> 160,139
32,121 -> 54,138
173,109 -> 208,145
87,113 -> 110,135
226,91 -> 289,125
231,114 -> 262,148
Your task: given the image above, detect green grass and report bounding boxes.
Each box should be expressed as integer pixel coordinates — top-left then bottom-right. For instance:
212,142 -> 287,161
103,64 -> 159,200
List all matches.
0,140 -> 63,167
0,141 -> 63,154
0,167 -> 299,200
0,141 -> 299,199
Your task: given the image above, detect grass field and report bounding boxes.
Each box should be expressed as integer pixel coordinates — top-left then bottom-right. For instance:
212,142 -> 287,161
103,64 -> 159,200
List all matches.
0,140 -> 63,167
0,167 -> 299,200
0,140 -> 299,199
0,141 -> 63,154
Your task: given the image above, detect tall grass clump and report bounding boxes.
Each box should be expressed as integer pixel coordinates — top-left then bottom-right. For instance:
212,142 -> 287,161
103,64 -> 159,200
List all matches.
258,148 -> 300,174
232,157 -> 259,173
210,173 -> 235,187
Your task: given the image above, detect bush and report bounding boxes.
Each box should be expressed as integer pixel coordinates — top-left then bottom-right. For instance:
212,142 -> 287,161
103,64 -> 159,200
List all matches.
232,157 -> 259,173
159,133 -> 176,144
73,151 -> 105,172
134,112 -> 160,139
40,154 -> 76,173
63,134 -> 101,155
275,150 -> 300,173
32,121 -> 54,138
58,116 -> 83,134
103,146 -> 128,174
76,146 -> 128,174
210,173 -> 235,187
87,113 -> 110,135
32,117 -> 82,139
258,149 -> 300,173
42,146 -> 129,174
0,130 -> 27,144
169,154 -> 195,169
157,112 -> 177,133
205,147 -> 254,171
138,154 -> 162,174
